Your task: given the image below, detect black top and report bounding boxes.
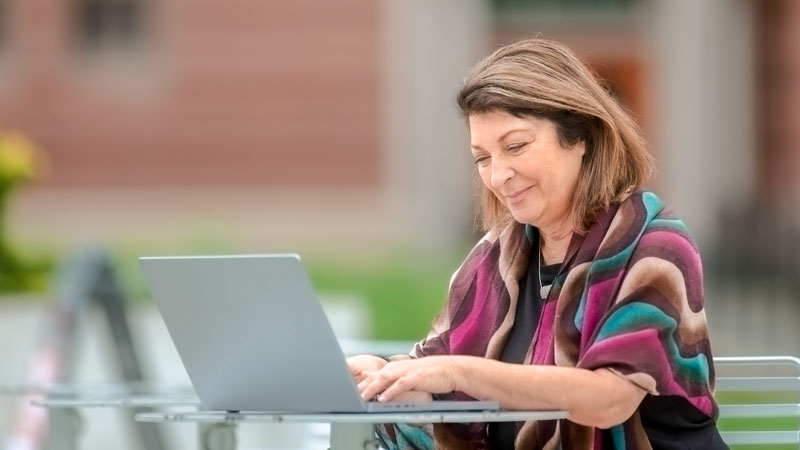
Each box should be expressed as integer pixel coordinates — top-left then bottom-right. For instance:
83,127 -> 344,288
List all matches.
487,230 -> 728,450
487,235 -> 557,450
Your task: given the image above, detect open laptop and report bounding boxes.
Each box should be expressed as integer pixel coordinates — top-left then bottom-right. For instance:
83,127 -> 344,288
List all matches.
139,254 -> 500,413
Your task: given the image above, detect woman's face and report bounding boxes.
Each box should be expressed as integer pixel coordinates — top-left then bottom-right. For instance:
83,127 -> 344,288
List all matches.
469,111 -> 585,231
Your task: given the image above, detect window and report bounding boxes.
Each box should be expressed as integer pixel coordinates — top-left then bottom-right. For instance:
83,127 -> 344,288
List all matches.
492,0 -> 638,13
75,0 -> 145,50
491,0 -> 640,24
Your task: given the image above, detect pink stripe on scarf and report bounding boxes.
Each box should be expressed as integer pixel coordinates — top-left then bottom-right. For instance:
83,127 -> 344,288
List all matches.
450,263 -> 499,353
532,299 -> 559,364
580,274 -> 624,351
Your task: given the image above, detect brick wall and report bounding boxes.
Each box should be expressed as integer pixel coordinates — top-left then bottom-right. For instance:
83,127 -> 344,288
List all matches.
757,0 -> 800,200
0,0 -> 380,187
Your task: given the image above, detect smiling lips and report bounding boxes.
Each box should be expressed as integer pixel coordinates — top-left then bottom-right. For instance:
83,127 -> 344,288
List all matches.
504,186 -> 532,204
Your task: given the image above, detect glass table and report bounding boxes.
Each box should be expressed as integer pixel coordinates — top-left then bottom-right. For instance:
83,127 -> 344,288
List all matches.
136,409 -> 569,450
28,389 -> 200,450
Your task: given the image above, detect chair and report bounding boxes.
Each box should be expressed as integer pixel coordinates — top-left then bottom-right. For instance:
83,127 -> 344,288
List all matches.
715,356 -> 800,448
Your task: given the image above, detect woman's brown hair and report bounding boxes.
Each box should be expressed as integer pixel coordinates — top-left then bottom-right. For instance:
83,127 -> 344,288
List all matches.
457,38 -> 654,233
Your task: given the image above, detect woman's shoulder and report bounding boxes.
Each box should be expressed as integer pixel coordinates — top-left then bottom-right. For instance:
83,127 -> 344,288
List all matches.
616,189 -> 662,210
614,190 -> 691,232
631,191 -> 694,236
586,190 -> 699,258
614,190 -> 700,255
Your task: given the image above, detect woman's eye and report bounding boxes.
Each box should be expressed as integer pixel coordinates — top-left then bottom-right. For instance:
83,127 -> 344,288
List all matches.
473,156 -> 489,166
508,143 -> 527,152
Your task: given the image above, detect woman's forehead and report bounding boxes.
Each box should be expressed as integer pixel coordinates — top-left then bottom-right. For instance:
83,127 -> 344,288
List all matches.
468,112 -> 552,142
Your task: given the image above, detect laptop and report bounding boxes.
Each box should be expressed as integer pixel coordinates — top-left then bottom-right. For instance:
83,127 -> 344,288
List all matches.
139,254 -> 500,413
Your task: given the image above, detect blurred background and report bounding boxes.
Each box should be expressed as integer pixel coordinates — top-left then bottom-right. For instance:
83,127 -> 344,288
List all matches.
0,0 -> 798,448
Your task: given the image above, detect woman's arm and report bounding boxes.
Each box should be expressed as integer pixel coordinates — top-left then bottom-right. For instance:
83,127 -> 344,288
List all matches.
360,355 -> 646,429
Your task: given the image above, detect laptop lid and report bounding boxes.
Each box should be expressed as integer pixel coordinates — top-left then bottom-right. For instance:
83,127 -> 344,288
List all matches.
139,254 -> 368,412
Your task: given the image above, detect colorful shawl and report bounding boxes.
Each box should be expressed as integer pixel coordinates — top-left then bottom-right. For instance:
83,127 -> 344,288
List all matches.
377,191 -> 718,450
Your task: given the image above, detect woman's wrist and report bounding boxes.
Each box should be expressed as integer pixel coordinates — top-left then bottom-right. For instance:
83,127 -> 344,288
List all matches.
449,355 -> 481,395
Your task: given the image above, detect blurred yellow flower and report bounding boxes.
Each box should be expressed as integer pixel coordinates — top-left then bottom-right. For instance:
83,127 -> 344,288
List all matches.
0,130 -> 46,187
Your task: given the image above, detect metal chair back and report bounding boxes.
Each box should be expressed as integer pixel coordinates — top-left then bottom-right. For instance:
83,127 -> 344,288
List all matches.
715,356 -> 800,447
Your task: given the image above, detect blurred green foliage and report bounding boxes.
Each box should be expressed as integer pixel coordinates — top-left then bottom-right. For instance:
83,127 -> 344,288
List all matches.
0,129 -> 54,294
112,238 -> 469,341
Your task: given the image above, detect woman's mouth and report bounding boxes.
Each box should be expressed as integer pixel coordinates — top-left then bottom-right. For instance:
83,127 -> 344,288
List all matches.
505,186 -> 532,205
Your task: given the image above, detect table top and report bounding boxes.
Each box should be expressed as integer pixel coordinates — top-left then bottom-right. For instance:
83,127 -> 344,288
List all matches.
0,382 -> 194,397
32,395 -> 201,408
136,409 -> 568,424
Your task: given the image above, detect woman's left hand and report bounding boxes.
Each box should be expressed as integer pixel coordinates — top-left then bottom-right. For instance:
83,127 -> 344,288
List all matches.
358,356 -> 463,402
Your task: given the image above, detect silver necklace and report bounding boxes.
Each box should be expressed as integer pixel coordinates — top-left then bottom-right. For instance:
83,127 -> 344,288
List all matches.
538,239 -> 551,299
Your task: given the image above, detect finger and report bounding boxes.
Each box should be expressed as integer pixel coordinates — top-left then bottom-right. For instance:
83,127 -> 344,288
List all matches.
346,357 -> 363,372
360,379 -> 386,401
360,372 -> 397,401
359,360 -> 412,400
376,377 -> 413,402
353,369 -> 373,384
356,374 -> 375,394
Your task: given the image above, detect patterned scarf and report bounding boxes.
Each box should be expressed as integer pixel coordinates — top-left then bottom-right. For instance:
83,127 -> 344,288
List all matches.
378,191 -> 718,450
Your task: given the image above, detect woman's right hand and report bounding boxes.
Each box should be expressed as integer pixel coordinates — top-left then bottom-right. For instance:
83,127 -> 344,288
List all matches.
346,354 -> 388,387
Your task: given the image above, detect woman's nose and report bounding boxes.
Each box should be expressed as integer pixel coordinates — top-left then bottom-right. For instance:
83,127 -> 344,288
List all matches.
490,157 -> 514,190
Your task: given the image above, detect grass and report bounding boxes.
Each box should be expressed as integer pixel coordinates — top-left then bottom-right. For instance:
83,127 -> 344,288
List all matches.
105,240 -> 469,341
304,251 -> 463,340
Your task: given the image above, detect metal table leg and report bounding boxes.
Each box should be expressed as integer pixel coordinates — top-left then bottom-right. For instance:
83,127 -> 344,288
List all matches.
199,423 -> 237,450
45,407 -> 83,450
329,423 -> 378,450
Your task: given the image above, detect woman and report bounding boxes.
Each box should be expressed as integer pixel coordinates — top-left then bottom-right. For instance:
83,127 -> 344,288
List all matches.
348,38 -> 727,449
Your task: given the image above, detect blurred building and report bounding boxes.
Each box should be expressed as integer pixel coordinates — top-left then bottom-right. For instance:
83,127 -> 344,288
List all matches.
0,0 -> 486,251
0,0 -> 380,186
0,0 -> 798,352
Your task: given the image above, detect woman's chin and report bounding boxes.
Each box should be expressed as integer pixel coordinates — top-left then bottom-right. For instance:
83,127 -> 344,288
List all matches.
509,210 -> 539,227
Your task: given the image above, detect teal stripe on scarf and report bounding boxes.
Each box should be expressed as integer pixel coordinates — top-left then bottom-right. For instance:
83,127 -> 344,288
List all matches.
649,217 -> 690,234
610,424 -> 626,450
376,423 -> 434,450
397,423 -> 434,448
596,302 -> 710,384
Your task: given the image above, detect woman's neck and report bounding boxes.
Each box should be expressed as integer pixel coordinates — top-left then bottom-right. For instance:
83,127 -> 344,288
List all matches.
538,223 -> 574,265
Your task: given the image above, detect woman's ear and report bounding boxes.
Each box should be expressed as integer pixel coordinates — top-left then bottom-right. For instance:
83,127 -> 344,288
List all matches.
576,140 -> 587,158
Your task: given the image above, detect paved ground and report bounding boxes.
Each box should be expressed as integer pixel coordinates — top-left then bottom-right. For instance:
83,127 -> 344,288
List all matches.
9,186 -> 413,255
